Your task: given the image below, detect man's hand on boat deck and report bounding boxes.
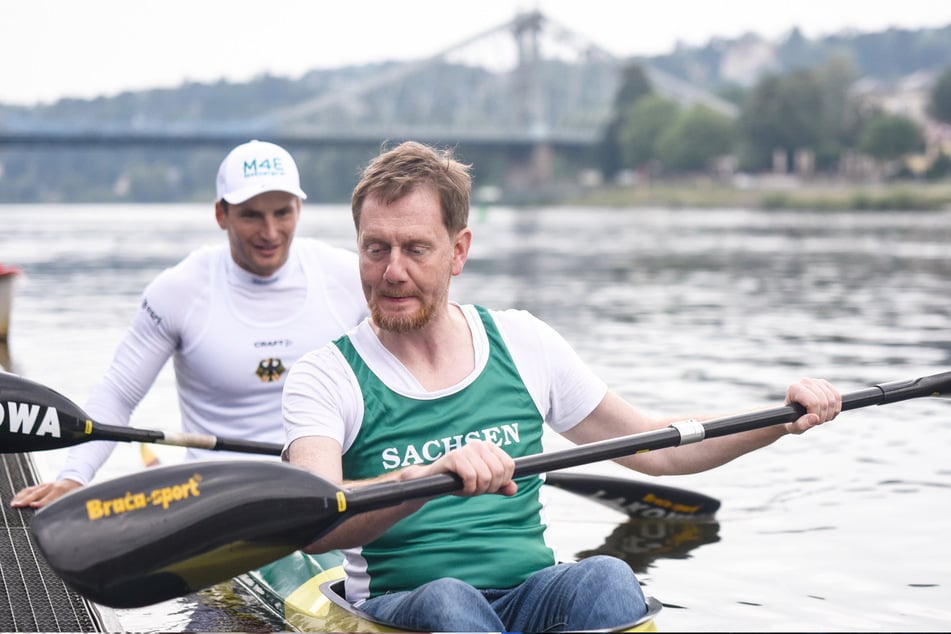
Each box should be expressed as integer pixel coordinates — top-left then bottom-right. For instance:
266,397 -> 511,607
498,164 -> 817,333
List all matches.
783,377 -> 842,434
402,439 -> 518,497
10,479 -> 82,509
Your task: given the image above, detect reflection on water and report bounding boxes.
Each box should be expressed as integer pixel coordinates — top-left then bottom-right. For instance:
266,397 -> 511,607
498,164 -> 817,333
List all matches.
2,203 -> 951,631
578,518 -> 721,574
144,583 -> 285,633
112,582 -> 286,633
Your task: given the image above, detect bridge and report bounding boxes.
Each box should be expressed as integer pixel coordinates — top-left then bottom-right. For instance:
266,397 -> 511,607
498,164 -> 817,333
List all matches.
0,10 -> 735,195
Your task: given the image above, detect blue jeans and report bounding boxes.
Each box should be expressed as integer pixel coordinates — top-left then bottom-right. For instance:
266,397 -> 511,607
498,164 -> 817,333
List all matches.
359,555 -> 647,632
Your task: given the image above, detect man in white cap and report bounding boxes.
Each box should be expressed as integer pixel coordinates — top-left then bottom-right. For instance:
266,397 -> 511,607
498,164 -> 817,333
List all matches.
13,140 -> 368,508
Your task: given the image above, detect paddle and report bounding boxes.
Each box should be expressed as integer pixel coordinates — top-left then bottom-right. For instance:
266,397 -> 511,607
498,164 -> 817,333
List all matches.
544,471 -> 720,518
0,372 -> 284,455
29,370 -> 951,608
1,371 -> 719,518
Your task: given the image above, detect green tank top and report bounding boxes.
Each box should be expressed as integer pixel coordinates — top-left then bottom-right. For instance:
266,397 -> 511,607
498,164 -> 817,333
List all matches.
335,306 -> 555,596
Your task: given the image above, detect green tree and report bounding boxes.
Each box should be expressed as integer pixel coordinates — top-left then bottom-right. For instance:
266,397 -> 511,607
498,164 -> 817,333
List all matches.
619,95 -> 680,169
598,63 -> 653,179
656,106 -> 736,172
737,69 -> 825,171
812,55 -> 864,169
926,152 -> 951,179
858,112 -> 924,160
928,65 -> 951,124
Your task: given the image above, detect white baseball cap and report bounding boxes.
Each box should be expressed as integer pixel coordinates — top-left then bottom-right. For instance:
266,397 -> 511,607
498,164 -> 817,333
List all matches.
216,140 -> 308,204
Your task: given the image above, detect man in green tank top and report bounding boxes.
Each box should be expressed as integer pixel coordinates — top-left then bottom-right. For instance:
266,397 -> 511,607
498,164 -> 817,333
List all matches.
282,141 -> 842,632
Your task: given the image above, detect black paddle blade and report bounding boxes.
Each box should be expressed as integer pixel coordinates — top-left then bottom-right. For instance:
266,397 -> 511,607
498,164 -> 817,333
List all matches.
30,460 -> 345,608
545,472 -> 720,519
0,372 -> 92,452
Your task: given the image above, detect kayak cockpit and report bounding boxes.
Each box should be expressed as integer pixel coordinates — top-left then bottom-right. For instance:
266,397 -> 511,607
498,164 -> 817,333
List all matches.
238,551 -> 662,632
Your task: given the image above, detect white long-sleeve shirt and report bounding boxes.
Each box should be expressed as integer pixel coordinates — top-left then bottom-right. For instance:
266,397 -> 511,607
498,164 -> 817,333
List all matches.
58,237 -> 368,484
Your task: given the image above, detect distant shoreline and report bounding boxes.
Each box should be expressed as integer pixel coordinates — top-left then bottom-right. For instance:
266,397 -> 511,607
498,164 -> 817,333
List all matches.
566,178 -> 951,211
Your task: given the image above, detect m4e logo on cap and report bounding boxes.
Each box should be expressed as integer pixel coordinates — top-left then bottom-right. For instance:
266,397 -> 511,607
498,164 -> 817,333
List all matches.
256,358 -> 286,382
243,157 -> 286,177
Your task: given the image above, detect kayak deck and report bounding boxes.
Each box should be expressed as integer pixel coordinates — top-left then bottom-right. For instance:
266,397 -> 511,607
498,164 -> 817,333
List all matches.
235,550 -> 661,632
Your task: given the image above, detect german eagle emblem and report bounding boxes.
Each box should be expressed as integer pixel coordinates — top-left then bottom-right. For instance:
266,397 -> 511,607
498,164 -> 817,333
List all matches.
255,358 -> 286,383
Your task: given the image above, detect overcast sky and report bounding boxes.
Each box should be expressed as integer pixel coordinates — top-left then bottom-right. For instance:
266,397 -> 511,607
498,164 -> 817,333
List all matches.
3,0 -> 951,106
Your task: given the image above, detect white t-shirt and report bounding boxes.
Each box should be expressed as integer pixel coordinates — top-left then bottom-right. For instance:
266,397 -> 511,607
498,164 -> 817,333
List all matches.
58,238 -> 368,484
283,303 -> 608,452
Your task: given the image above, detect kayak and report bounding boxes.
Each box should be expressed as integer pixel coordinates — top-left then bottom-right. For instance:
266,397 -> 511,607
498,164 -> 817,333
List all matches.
234,550 -> 662,632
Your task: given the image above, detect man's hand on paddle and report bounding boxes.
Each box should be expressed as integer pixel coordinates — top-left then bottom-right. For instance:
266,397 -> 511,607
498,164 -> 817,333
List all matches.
403,439 -> 518,497
784,377 -> 842,434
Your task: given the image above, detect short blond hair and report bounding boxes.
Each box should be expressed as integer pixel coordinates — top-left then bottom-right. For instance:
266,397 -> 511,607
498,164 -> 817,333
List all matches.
351,141 -> 472,235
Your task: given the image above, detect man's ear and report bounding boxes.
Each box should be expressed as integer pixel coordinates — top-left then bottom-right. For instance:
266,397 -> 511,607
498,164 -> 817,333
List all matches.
452,227 -> 473,275
215,200 -> 228,229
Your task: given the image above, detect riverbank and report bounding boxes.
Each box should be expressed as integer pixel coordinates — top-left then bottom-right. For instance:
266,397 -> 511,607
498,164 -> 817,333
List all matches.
567,177 -> 951,210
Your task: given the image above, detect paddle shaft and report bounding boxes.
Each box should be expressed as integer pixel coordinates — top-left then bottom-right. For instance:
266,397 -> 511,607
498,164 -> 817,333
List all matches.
342,371 -> 951,514
91,422 -> 284,454
0,371 -> 716,517
0,371 -> 285,455
61,419 -> 711,515
1,370 -> 715,518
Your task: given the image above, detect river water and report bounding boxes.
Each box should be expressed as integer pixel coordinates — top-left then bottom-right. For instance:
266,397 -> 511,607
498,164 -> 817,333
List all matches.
2,202 -> 950,632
